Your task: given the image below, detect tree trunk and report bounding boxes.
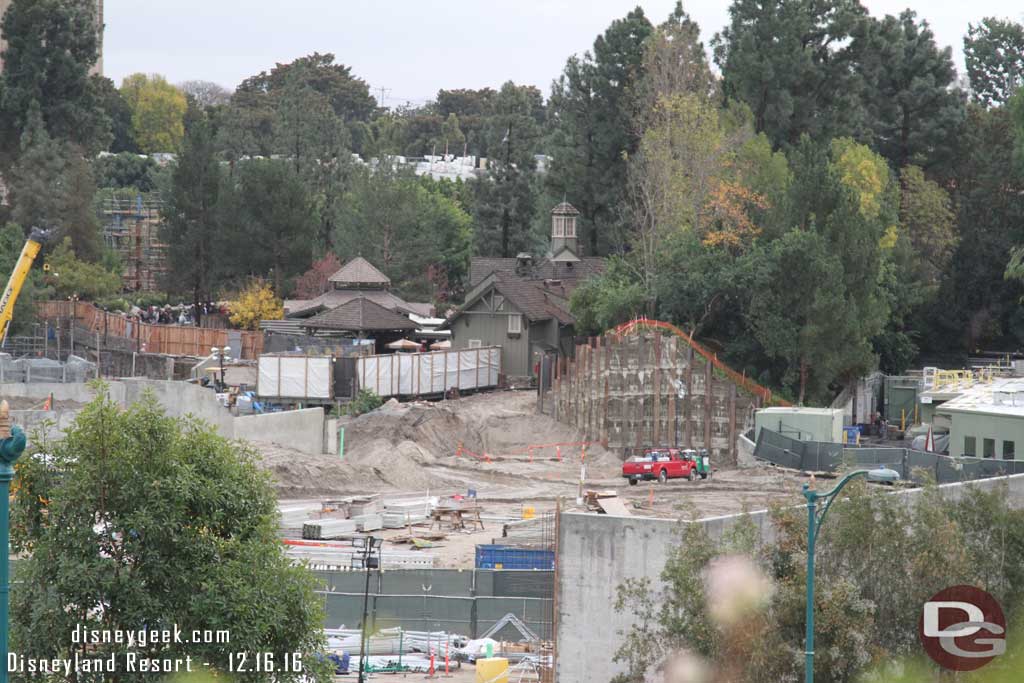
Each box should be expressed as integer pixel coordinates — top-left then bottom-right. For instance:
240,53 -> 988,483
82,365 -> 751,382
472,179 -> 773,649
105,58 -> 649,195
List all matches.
799,358 -> 808,405
501,207 -> 510,258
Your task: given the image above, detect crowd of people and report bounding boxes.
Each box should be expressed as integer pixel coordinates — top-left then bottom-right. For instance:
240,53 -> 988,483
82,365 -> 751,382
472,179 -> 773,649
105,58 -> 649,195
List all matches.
129,302 -> 226,326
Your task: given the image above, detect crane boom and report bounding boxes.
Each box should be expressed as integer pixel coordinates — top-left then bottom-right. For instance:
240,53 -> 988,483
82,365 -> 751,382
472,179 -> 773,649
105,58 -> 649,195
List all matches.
0,228 -> 46,347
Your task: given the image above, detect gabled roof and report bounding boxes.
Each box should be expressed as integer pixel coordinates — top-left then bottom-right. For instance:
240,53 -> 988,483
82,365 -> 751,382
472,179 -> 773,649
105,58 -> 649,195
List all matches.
284,289 -> 433,319
454,272 -> 576,326
328,256 -> 391,287
303,297 -> 417,332
469,256 -> 605,288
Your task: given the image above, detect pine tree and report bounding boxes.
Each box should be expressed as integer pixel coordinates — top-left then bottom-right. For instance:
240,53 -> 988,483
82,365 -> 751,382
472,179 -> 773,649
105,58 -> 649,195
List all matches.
547,8 -> 653,255
0,0 -> 109,165
713,0 -> 866,149
964,17 -> 1024,108
161,104 -> 222,321
852,10 -> 966,175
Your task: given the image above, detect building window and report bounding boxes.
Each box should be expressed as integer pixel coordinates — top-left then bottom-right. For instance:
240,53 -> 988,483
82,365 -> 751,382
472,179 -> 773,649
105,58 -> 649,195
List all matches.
468,339 -> 482,348
493,295 -> 504,311
964,436 -> 976,457
552,216 -> 564,237
565,215 -> 576,237
1003,440 -> 1015,460
508,314 -> 522,334
983,438 -> 995,458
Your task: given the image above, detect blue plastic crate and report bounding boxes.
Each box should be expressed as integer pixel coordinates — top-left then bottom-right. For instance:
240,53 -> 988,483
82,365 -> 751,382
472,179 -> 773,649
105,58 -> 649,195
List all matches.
475,544 -> 555,570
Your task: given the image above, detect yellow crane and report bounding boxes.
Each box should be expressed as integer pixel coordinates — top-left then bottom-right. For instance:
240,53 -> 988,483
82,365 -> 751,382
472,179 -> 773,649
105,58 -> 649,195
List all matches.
0,227 -> 48,347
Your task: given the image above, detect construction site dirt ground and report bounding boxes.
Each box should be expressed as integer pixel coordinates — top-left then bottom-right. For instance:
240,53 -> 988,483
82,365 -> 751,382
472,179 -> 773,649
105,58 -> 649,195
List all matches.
259,390 -> 809,567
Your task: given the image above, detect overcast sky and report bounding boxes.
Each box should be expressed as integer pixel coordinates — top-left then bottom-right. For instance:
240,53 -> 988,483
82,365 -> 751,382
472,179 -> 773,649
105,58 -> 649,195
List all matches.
105,1 -> 1024,107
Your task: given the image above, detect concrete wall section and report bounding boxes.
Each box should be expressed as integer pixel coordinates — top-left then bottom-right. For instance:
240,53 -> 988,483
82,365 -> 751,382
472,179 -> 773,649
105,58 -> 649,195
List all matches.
556,475 -> 1024,683
122,379 -> 235,437
0,381 -> 125,404
10,409 -> 81,443
234,408 -> 325,455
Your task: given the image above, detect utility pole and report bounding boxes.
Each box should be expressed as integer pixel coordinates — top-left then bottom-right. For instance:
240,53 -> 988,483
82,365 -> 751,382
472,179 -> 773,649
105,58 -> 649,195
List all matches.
355,536 -> 381,683
377,86 -> 391,109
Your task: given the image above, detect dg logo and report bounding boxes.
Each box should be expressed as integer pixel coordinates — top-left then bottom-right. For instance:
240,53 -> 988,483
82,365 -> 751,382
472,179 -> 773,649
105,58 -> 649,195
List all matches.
919,585 -> 1006,671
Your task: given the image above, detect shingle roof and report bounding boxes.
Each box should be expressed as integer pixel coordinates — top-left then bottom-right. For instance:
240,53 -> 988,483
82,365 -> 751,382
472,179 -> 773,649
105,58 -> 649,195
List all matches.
551,201 -> 580,215
456,273 -> 577,325
328,256 -> 391,287
302,297 -> 417,332
469,256 -> 605,288
284,289 -> 433,318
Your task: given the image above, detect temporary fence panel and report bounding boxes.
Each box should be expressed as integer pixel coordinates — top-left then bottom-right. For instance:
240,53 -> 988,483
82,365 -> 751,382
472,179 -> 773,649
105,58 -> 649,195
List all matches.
754,427 -> 1024,484
258,355 -> 333,400
36,301 -> 263,359
356,347 -> 501,398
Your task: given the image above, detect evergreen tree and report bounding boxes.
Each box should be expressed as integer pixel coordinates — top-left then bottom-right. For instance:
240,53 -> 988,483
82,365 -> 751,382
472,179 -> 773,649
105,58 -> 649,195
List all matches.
547,8 -> 653,255
6,111 -> 66,234
231,160 -> 315,293
852,10 -> 966,175
713,0 -> 866,149
950,104 -> 1024,350
964,17 -> 1024,108
0,0 -> 109,164
58,149 -> 102,261
91,75 -> 137,153
161,104 -> 222,320
474,81 -> 542,258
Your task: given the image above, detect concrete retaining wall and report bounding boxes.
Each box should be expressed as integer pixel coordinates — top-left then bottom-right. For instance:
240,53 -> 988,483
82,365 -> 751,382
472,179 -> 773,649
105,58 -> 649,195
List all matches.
555,474 -> 1024,683
2,380 -> 331,455
234,408 -> 325,455
10,409 -> 81,442
0,381 -> 126,404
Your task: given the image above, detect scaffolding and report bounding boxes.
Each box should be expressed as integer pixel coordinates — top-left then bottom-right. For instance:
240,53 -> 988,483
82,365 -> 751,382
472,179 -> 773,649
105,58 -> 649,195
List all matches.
101,192 -> 167,292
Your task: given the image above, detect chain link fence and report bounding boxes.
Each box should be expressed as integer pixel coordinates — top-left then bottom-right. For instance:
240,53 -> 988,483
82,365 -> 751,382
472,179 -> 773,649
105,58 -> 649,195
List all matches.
0,353 -> 96,383
754,428 -> 1024,484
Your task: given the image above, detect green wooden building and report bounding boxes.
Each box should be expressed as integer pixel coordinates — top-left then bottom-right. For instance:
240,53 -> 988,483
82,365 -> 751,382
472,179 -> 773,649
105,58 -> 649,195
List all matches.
447,202 -> 604,379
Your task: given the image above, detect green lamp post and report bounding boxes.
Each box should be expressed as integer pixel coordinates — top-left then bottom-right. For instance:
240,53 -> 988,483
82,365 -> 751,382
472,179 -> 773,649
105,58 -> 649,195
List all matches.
0,400 -> 26,683
802,467 -> 900,683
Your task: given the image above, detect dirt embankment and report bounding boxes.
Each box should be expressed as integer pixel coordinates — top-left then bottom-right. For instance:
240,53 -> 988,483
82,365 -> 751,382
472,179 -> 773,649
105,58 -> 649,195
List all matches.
255,390 -> 617,499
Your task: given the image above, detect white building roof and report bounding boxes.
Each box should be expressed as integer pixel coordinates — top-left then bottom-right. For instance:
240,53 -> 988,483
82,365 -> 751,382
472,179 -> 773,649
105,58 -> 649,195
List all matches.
938,378 -> 1024,418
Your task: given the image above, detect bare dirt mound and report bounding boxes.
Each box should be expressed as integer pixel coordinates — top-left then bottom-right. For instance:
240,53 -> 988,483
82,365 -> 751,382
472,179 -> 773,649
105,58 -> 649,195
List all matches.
255,390 -> 619,498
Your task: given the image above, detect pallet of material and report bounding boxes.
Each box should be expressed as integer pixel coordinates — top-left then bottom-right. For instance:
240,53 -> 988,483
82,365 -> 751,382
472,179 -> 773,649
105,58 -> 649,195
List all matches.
382,512 -> 427,529
302,518 -> 357,540
349,497 -> 381,517
351,513 -> 383,532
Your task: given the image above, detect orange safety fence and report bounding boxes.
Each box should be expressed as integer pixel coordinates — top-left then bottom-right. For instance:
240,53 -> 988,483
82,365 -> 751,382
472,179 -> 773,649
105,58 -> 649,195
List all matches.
36,300 -> 263,359
612,317 -> 791,407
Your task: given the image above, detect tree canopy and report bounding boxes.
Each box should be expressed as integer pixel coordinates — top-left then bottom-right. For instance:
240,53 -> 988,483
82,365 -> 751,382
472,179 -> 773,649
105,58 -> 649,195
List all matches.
11,388 -> 328,681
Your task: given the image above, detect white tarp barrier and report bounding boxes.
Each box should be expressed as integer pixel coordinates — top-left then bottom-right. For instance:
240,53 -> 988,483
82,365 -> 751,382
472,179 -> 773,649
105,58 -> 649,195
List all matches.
258,355 -> 332,399
356,347 -> 500,398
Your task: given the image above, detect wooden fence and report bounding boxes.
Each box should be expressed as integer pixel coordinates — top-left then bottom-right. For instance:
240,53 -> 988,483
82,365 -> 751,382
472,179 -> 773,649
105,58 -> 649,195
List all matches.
36,301 -> 263,359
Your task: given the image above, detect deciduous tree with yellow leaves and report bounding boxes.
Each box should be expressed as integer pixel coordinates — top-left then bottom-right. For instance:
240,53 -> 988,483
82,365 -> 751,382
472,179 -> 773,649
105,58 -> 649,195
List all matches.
228,279 -> 283,330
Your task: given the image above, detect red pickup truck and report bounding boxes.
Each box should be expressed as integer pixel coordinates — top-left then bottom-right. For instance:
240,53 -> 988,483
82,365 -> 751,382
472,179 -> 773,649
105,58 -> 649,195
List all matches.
622,448 -> 699,484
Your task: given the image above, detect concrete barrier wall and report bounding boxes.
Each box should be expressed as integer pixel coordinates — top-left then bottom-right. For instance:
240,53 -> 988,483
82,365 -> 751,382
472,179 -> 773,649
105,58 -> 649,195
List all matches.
3,380 -> 331,454
555,474 -> 1024,683
10,409 -> 80,442
122,379 -> 235,437
234,408 -> 325,455
0,381 -> 126,404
